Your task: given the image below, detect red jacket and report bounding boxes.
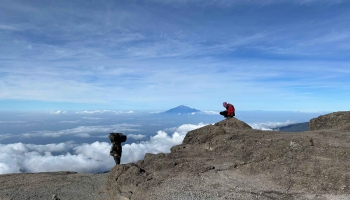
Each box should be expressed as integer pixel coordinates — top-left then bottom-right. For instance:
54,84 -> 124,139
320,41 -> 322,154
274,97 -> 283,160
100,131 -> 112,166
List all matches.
226,104 -> 235,116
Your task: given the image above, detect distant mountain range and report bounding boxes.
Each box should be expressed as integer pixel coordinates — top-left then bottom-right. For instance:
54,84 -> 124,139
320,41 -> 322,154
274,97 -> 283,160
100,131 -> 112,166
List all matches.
273,122 -> 309,132
163,105 -> 201,114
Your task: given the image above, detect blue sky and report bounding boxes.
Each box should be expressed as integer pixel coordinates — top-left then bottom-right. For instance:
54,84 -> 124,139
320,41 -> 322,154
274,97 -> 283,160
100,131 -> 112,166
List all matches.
1,0 -> 350,112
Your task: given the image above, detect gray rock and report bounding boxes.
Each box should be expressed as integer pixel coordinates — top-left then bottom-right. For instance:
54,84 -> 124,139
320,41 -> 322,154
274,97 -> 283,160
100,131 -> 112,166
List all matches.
52,194 -> 60,200
309,111 -> 350,131
0,171 -> 108,200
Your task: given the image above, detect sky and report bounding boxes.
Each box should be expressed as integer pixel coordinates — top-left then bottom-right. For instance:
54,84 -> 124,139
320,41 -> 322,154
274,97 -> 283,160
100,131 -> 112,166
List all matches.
1,0 -> 350,112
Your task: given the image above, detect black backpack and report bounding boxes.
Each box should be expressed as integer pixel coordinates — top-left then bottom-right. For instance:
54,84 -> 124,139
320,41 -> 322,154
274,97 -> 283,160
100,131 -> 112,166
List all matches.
108,133 -> 127,143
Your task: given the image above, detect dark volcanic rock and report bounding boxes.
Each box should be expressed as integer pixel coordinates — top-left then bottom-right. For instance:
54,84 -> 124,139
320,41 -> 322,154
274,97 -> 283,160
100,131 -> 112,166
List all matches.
107,116 -> 350,200
309,111 -> 350,131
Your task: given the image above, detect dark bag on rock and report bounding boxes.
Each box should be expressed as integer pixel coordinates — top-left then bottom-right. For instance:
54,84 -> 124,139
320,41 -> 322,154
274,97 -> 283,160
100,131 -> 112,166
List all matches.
109,133 -> 127,143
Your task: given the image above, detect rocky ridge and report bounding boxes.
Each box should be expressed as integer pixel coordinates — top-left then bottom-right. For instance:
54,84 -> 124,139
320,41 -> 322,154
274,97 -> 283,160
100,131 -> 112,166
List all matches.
309,111 -> 350,131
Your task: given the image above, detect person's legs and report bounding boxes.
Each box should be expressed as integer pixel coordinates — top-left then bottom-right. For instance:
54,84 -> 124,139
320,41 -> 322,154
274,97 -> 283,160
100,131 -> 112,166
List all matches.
226,112 -> 234,118
113,156 -> 121,165
220,111 -> 228,117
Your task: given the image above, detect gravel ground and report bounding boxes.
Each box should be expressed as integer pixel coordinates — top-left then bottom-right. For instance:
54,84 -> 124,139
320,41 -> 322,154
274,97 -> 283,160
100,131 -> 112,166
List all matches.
1,170 -> 349,200
0,171 -> 108,200
148,171 -> 350,200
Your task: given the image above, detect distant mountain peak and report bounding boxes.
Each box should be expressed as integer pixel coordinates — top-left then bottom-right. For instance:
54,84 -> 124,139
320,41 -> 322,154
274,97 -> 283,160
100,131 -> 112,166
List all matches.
163,105 -> 201,114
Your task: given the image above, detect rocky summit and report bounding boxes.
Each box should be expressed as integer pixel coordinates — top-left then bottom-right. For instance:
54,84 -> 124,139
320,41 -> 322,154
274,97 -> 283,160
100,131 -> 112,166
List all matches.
107,114 -> 350,200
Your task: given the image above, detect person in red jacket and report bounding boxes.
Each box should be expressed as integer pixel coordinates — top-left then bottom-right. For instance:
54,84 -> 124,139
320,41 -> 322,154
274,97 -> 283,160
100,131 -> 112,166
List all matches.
220,102 -> 235,118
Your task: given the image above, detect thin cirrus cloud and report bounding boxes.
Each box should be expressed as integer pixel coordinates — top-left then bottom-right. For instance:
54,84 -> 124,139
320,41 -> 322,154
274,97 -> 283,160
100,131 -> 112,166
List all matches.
147,0 -> 345,6
0,123 -> 206,174
1,0 -> 350,111
1,0 -> 348,60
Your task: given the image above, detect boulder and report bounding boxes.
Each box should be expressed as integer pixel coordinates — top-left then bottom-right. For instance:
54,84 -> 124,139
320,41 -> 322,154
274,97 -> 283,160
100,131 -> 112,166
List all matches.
214,117 -> 253,129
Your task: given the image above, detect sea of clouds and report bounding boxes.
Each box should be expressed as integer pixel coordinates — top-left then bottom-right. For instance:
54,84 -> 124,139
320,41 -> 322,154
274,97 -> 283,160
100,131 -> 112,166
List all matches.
0,123 -> 206,174
0,120 -> 297,174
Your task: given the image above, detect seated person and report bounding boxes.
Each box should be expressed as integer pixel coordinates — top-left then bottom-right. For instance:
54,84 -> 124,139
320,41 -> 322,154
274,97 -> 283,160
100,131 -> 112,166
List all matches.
220,102 -> 235,118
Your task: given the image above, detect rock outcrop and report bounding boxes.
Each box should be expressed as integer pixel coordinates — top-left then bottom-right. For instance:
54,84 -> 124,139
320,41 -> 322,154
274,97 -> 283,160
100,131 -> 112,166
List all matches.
309,111 -> 350,131
107,116 -> 350,200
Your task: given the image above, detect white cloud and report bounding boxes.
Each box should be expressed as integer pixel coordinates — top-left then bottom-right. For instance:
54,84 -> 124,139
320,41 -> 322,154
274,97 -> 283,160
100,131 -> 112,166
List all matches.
0,153 -> 21,174
0,142 -> 76,155
21,124 -> 141,138
76,110 -> 112,114
50,110 -> 67,114
200,111 -> 219,115
127,134 -> 147,140
75,133 -> 91,138
249,121 -> 296,131
59,120 -> 80,124
0,134 -> 13,141
122,123 -> 206,163
0,123 -> 206,174
75,110 -> 134,114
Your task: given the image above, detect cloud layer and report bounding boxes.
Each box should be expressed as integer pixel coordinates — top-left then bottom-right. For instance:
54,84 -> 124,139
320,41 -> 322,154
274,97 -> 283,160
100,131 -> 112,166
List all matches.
249,121 -> 296,131
20,123 -> 141,138
0,123 -> 206,174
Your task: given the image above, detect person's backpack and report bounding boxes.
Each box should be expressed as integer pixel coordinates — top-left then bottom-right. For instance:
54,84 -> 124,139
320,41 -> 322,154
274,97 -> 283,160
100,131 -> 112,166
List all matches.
232,105 -> 235,116
228,104 -> 235,117
108,133 -> 127,143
